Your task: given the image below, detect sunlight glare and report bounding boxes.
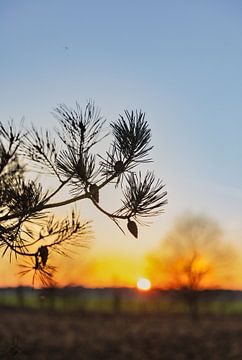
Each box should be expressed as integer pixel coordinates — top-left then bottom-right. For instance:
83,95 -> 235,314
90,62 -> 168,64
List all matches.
137,278 -> 151,291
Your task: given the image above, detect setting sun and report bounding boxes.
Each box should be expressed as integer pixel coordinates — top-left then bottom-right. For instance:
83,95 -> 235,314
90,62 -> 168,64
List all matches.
137,278 -> 151,291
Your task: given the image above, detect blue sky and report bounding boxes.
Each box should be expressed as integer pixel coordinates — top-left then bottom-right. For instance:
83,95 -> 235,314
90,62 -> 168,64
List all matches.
1,0 -> 242,257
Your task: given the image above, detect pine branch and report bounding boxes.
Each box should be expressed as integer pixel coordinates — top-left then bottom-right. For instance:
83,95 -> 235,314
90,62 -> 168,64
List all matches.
0,100 -> 167,285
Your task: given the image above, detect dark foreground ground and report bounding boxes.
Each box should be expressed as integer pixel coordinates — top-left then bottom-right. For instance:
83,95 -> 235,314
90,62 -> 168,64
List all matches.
1,307 -> 242,359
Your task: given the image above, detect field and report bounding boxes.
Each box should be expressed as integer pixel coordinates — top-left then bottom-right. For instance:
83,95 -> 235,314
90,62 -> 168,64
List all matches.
1,307 -> 242,359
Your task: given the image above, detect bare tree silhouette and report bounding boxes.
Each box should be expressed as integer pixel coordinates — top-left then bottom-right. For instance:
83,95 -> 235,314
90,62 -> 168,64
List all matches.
148,213 -> 237,318
169,251 -> 211,318
0,101 -> 167,285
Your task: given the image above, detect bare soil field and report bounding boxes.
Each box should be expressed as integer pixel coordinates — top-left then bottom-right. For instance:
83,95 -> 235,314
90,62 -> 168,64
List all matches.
1,307 -> 242,359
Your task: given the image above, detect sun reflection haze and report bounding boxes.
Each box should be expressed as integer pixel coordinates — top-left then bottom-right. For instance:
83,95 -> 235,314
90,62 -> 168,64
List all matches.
137,278 -> 151,291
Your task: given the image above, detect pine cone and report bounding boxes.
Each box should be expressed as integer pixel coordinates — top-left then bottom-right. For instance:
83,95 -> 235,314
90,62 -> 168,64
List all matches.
114,160 -> 125,173
89,184 -> 99,203
127,219 -> 138,238
39,246 -> 49,266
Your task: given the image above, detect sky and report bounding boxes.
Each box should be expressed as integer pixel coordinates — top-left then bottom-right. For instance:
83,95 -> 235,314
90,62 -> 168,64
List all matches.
1,0 -> 242,288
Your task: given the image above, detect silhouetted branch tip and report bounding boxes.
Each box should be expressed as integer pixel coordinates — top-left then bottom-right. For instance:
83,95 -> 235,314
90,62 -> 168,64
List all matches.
0,100 -> 167,286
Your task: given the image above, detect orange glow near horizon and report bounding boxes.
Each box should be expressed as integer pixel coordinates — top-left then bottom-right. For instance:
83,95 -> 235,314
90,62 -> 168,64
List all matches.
1,244 -> 242,290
